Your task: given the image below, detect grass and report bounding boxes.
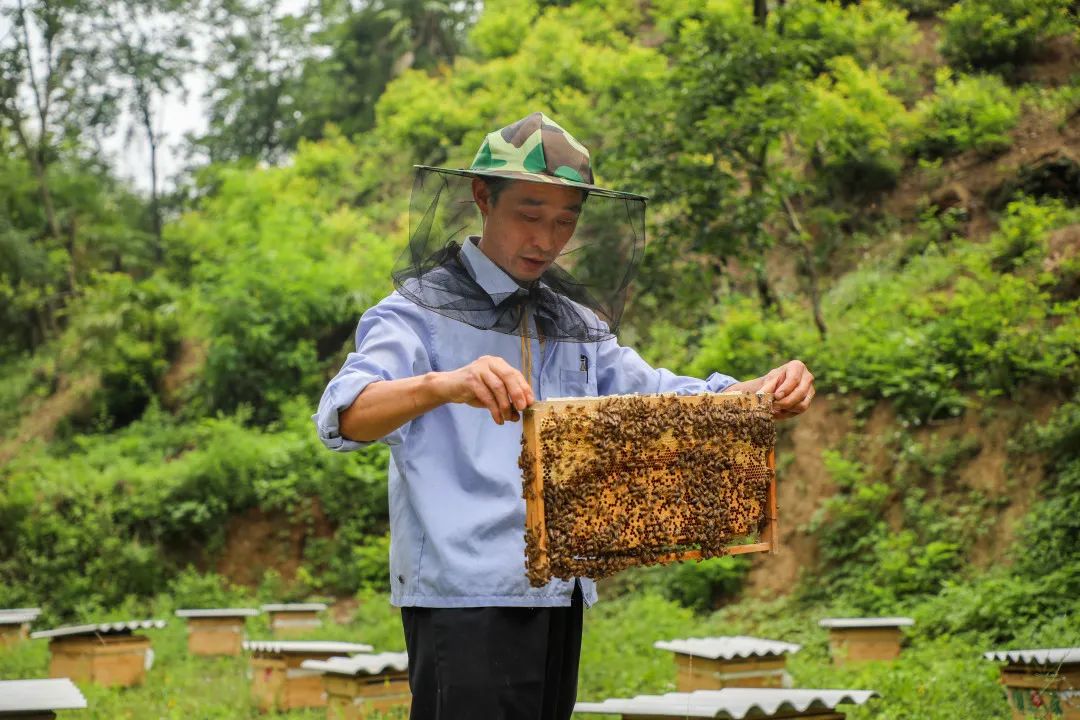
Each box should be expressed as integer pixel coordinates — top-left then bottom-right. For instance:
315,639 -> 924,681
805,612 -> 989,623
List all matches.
0,593 -> 406,719
0,588 -> 1058,719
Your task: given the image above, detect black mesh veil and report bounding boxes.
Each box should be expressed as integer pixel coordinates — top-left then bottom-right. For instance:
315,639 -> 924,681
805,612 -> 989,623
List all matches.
392,168 -> 646,343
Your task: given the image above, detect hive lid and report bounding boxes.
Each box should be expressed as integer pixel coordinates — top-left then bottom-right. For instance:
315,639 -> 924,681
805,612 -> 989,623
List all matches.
301,651 -> 409,676
575,688 -> 879,718
242,640 -> 373,654
818,617 -> 914,629
260,603 -> 328,612
654,636 -> 802,660
0,608 -> 41,625
0,678 -> 88,711
31,619 -> 166,639
984,648 -> 1080,666
175,608 -> 261,618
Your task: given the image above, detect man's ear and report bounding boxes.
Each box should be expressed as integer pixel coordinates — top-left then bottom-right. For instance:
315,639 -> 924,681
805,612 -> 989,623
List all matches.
472,177 -> 491,217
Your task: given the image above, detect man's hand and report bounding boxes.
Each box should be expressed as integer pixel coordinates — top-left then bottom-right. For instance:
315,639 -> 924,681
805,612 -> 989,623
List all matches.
435,355 -> 535,425
726,360 -> 815,421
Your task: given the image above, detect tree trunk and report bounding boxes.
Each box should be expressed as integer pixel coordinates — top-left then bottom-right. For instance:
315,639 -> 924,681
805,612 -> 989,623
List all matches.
753,0 -> 768,26
781,194 -> 827,338
8,116 -> 62,241
140,95 -> 164,262
66,215 -> 78,293
754,263 -> 783,318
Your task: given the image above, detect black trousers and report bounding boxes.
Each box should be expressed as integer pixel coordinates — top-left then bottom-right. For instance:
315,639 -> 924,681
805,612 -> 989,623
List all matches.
400,582 -> 584,720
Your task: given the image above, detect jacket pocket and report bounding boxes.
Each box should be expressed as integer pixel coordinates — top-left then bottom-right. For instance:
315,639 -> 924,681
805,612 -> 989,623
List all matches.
559,368 -> 590,397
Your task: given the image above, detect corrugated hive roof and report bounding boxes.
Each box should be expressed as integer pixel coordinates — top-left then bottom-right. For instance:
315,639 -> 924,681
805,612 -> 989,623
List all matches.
0,678 -> 88,711
301,651 -> 409,676
654,636 -> 802,660
818,617 -> 914,629
242,640 -> 373,654
260,602 -> 328,612
984,648 -> 1080,665
175,608 -> 261,618
0,607 -> 41,617
0,608 -> 41,625
31,619 -> 166,640
575,688 -> 878,718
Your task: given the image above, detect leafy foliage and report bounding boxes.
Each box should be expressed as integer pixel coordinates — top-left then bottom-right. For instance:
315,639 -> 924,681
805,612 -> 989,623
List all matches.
940,0 -> 1075,73
911,70 -> 1020,158
798,56 -> 911,194
0,6 -> 1078,717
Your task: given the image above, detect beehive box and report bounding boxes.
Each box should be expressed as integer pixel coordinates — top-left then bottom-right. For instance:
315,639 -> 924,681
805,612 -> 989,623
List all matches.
301,652 -> 411,720
261,603 -> 327,637
819,618 -> 914,666
654,636 -> 801,691
176,608 -> 260,656
0,609 -> 41,648
984,648 -> 1080,720
31,620 -> 165,688
519,392 -> 777,586
244,640 -> 373,713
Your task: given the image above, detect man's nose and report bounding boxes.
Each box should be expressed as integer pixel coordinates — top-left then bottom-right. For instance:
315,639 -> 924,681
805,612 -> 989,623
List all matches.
530,223 -> 558,253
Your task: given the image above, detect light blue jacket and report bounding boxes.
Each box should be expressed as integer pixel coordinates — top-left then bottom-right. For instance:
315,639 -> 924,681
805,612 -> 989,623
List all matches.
313,237 -> 737,607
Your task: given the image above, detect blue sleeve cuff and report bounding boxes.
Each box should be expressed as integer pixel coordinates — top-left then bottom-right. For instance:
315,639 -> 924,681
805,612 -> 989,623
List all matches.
705,372 -> 739,393
312,371 -> 383,452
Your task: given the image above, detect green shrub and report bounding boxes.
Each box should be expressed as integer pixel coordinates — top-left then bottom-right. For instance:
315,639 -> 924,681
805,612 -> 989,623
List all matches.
56,273 -> 182,430
1009,395 -> 1080,589
940,0 -> 1073,72
688,297 -> 816,381
793,636 -> 1008,720
799,56 -> 912,194
988,196 -> 1077,272
910,70 -> 1019,158
0,401 -> 392,620
604,556 -> 751,613
468,0 -> 539,58
781,0 -> 919,72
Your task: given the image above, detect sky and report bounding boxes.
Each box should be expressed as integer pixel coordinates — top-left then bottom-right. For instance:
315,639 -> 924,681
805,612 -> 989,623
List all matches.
55,0 -> 309,194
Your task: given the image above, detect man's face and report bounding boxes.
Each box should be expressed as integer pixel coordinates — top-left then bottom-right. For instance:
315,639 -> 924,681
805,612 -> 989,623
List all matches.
473,178 -> 584,282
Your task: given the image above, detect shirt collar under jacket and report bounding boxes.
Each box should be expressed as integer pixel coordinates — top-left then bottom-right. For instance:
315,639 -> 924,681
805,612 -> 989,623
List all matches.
458,235 -> 523,301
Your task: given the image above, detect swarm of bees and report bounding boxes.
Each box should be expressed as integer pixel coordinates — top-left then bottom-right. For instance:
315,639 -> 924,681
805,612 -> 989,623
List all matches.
520,393 -> 775,587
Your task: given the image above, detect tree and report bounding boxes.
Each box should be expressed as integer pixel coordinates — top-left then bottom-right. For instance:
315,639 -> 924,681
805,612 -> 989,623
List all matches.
97,0 -> 194,260
0,0 -> 120,338
190,0 -> 479,163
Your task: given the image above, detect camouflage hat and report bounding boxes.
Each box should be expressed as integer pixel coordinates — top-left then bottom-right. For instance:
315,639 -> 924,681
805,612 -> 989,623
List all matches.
415,112 -> 647,201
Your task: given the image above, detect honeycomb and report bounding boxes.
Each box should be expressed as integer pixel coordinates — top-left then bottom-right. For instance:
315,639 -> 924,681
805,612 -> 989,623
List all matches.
519,392 -> 776,587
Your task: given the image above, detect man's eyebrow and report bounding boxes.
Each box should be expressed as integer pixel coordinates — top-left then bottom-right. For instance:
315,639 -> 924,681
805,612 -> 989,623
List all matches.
519,197 -> 582,213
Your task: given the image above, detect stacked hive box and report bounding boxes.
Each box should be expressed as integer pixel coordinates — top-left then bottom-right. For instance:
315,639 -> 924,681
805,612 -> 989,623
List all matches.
519,393 -> 777,587
574,688 -> 879,719
0,678 -> 87,720
30,620 -> 165,688
175,608 -> 260,656
654,636 -> 801,690
819,617 -> 914,666
984,647 -> 1080,719
243,640 -> 373,712
0,608 -> 41,648
302,652 -> 411,720
261,603 -> 327,637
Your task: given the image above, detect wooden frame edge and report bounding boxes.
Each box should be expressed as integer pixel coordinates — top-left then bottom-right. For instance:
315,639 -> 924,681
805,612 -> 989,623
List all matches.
522,407 -> 551,581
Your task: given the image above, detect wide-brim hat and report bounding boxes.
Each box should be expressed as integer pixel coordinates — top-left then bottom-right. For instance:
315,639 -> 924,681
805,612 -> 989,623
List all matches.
415,111 -> 647,201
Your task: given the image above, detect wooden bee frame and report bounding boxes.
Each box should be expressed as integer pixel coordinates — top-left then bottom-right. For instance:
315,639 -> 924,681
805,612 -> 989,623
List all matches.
519,392 -> 777,586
